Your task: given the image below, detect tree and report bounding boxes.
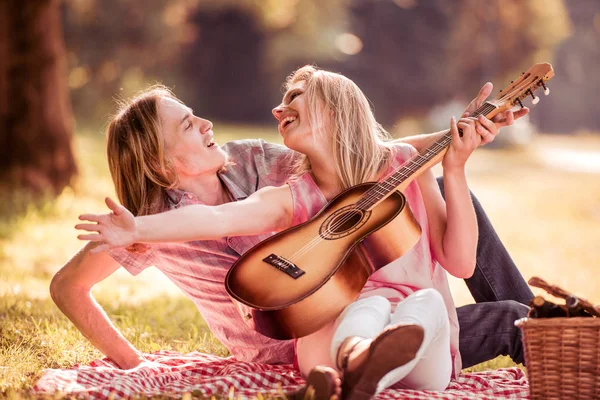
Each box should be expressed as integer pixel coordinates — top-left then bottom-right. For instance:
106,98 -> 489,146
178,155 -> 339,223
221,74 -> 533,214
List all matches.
0,0 -> 77,199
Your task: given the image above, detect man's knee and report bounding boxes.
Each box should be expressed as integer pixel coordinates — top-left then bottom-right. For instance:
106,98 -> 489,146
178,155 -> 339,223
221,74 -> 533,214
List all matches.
500,300 -> 529,322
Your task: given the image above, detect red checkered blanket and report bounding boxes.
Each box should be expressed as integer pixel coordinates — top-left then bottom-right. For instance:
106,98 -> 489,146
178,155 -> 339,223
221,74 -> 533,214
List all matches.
33,351 -> 529,399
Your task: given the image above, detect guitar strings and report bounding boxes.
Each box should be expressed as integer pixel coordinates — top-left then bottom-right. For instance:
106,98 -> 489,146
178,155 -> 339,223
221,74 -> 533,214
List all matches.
283,81 -> 534,263
352,80 -> 533,211
283,131 -> 455,262
356,76 -> 536,213
284,105 -> 493,262
283,102 -> 495,263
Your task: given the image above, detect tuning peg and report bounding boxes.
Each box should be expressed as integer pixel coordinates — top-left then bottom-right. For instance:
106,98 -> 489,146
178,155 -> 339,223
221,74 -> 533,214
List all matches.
517,98 -> 524,108
528,89 -> 539,104
540,81 -> 550,95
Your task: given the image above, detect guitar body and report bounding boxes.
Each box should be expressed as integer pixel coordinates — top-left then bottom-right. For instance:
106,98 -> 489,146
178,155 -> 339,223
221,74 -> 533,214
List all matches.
225,182 -> 421,340
225,62 -> 555,340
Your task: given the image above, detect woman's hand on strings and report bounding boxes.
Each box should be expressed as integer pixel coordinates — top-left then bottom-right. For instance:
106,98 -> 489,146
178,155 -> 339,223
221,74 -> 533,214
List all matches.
463,82 -> 530,145
443,116 -> 478,172
76,197 -> 137,254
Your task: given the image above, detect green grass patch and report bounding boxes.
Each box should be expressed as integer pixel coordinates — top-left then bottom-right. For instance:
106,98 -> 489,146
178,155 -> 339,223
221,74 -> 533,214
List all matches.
0,292 -> 225,392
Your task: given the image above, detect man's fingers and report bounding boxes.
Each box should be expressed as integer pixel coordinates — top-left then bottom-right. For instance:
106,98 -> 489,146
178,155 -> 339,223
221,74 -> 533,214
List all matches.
105,197 -> 124,215
504,110 -> 515,127
460,118 -> 478,143
79,214 -> 101,223
477,115 -> 497,136
475,82 -> 493,103
476,124 -> 493,145
450,116 -> 460,141
457,122 -> 471,143
75,223 -> 101,233
513,107 -> 529,120
492,106 -> 529,128
77,233 -> 103,241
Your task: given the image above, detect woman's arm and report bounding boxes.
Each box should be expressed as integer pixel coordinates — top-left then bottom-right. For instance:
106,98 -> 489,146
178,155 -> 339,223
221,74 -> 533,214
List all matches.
417,117 -> 479,279
77,185 -> 293,253
397,82 -> 528,152
50,243 -> 145,369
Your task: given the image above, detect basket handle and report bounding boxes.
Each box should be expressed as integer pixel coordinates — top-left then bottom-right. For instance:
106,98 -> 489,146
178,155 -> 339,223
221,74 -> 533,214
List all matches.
529,276 -> 600,317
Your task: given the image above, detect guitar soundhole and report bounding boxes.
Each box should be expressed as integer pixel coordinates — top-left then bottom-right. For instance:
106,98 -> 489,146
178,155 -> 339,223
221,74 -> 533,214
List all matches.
320,205 -> 370,240
331,211 -> 362,233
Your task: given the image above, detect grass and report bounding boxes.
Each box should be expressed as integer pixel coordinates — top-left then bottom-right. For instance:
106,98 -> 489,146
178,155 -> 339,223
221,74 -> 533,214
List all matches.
1,125 -> 599,397
0,294 -> 225,393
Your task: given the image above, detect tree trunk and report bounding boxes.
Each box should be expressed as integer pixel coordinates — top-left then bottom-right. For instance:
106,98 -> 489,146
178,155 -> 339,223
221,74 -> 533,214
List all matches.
0,0 -> 77,198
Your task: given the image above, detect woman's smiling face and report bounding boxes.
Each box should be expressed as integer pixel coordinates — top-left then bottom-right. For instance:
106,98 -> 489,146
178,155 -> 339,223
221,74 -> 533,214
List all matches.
271,80 -> 333,155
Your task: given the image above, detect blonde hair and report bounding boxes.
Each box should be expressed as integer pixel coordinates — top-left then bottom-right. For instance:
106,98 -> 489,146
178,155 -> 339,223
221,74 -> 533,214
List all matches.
106,84 -> 180,217
284,65 -> 393,189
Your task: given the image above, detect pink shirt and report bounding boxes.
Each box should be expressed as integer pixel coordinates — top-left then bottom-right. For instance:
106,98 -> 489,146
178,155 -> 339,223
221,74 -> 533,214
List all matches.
109,140 -> 298,364
287,142 -> 462,376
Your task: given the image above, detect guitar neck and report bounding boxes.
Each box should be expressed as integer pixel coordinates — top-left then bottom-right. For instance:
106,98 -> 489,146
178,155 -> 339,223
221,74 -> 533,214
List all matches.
357,101 -> 500,211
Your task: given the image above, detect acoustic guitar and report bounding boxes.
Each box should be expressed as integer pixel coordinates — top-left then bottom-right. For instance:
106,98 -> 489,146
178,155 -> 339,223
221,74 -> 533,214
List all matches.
225,63 -> 555,340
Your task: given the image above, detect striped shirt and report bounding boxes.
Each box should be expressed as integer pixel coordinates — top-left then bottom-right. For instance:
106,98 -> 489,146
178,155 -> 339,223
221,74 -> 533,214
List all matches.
109,139 -> 298,364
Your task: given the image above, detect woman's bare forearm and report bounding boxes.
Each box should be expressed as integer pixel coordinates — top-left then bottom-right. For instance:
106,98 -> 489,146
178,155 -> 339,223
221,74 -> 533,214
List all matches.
440,168 -> 478,278
135,204 -> 225,243
394,130 -> 446,152
134,186 -> 291,244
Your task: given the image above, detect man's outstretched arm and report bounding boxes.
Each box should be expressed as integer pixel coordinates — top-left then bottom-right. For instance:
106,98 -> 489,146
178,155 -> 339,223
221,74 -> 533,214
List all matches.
50,243 -> 144,369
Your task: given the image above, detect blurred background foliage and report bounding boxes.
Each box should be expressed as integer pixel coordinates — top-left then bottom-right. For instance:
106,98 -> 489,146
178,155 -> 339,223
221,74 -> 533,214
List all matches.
2,0 -> 599,200
63,0 -> 585,129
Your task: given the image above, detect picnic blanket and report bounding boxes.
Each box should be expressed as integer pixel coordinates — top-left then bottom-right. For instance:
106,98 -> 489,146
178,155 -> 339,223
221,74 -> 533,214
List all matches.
34,351 -> 530,399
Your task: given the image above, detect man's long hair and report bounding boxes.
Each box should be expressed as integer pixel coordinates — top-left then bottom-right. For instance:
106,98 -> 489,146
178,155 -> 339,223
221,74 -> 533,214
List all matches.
106,84 -> 181,217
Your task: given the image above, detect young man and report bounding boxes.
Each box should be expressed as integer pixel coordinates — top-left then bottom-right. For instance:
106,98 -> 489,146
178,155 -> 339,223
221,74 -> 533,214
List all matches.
51,82 -> 532,377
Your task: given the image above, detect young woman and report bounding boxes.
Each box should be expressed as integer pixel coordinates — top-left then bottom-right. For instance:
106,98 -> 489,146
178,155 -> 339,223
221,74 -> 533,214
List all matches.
77,66 -> 486,398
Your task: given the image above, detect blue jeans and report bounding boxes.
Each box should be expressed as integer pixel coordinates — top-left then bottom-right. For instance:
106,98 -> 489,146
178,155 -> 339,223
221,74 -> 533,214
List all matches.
436,177 -> 534,368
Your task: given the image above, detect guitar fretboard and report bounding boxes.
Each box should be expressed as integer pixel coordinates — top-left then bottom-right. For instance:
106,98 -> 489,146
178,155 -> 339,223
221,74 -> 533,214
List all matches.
356,101 -> 498,210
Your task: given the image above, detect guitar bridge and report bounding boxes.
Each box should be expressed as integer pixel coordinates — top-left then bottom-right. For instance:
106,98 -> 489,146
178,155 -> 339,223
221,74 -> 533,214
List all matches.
263,254 -> 305,279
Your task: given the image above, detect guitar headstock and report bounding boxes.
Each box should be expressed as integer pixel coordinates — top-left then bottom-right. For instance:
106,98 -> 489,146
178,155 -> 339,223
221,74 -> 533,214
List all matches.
491,63 -> 554,112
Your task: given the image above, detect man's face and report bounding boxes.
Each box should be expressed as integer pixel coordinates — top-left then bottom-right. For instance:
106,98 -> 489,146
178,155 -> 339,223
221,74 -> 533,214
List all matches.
158,97 -> 227,177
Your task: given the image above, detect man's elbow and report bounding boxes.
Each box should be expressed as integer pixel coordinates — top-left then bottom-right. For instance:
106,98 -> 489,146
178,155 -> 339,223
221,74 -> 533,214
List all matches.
49,271 -> 87,306
49,272 -> 67,305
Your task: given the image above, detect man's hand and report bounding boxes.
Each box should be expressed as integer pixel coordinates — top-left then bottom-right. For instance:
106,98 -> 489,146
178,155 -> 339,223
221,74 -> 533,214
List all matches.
463,82 -> 530,145
124,358 -> 166,372
76,197 -> 137,253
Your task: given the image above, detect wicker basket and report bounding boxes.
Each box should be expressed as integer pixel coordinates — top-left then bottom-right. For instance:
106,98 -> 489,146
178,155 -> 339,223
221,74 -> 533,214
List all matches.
515,316 -> 600,399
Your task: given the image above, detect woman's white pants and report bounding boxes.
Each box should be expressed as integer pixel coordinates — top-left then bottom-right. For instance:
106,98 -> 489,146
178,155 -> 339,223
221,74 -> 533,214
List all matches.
297,288 -> 452,392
